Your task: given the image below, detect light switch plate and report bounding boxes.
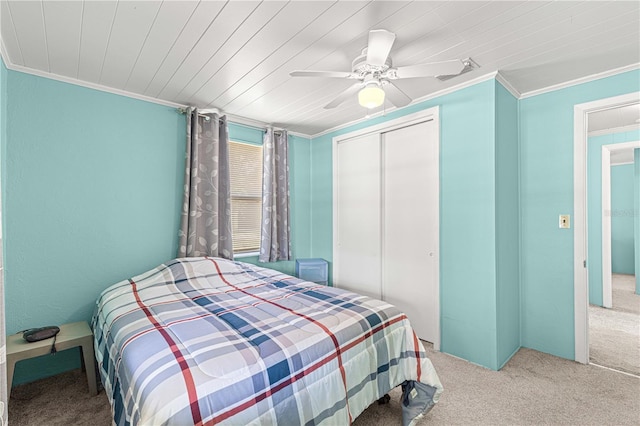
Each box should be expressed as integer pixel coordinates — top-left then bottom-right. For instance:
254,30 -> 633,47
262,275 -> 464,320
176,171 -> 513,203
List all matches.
559,214 -> 571,229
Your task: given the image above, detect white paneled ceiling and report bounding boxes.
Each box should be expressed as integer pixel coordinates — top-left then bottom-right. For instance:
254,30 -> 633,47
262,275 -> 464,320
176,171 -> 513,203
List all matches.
610,149 -> 636,165
1,1 -> 639,135
588,103 -> 640,132
590,103 -> 640,165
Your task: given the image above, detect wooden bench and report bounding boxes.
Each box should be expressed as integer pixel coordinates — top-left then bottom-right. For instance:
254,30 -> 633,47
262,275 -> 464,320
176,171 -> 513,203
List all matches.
7,321 -> 98,397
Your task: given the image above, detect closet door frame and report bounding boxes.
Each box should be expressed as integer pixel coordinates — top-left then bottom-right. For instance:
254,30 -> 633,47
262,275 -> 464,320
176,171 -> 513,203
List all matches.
332,106 -> 441,350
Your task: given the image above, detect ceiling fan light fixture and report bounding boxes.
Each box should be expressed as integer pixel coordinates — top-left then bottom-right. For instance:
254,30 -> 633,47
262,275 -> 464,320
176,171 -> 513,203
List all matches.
358,84 -> 385,109
292,30 -> 466,109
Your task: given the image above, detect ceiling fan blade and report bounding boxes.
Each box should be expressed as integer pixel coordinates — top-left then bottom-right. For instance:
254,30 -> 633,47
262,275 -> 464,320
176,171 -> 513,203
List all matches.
290,70 -> 354,78
384,82 -> 412,107
366,29 -> 396,66
394,59 -> 465,79
324,83 -> 363,109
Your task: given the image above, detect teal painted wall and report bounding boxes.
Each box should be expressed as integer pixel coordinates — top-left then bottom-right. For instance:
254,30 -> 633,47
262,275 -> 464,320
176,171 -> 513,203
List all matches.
2,72 -> 312,386
1,59 -> 6,231
3,70 -> 186,385
495,82 -> 520,368
586,130 -> 640,306
0,59 -> 9,424
635,149 -> 640,294
2,57 -> 637,386
228,123 -> 264,146
611,164 -> 635,275
310,79 -> 513,370
519,69 -> 640,360
1,59 -> 6,223
0,59 -> 5,426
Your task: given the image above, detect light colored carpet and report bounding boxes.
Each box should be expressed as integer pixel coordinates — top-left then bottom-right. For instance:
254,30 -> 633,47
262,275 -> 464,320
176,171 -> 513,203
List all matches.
8,369 -> 111,426
355,345 -> 640,425
9,345 -> 640,425
589,274 -> 640,376
611,274 -> 639,315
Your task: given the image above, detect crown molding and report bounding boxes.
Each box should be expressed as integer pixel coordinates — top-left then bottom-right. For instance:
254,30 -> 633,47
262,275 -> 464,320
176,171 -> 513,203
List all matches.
0,37 -> 9,69
0,46 -> 313,138
310,71 -> 500,139
6,61 -> 187,109
520,63 -> 640,99
495,71 -> 520,99
2,30 -> 635,141
0,40 -> 503,140
312,64 -> 640,138
2,35 -> 184,108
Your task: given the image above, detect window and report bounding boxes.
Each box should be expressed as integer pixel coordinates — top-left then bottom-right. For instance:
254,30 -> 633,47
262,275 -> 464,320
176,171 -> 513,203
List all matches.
228,141 -> 263,253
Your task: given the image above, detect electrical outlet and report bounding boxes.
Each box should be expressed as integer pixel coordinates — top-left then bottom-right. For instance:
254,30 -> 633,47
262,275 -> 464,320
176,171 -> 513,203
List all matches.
559,214 -> 571,229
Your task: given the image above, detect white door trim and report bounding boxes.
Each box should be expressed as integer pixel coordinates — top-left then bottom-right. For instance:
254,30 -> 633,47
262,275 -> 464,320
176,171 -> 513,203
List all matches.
573,92 -> 640,364
332,106 -> 441,350
602,141 -> 640,309
602,145 -> 612,309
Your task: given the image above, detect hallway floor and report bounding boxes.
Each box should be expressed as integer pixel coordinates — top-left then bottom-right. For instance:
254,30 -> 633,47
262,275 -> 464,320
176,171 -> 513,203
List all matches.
589,274 -> 639,376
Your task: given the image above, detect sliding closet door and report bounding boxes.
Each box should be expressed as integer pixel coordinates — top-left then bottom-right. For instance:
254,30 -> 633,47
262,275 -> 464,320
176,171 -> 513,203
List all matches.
334,134 -> 382,299
382,120 -> 438,343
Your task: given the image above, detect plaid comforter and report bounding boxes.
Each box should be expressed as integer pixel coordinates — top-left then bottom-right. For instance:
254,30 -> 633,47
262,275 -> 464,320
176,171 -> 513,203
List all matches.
92,257 -> 443,425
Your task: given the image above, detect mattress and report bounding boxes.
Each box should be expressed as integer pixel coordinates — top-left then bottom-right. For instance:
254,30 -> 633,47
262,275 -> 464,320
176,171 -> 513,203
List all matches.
92,257 -> 443,425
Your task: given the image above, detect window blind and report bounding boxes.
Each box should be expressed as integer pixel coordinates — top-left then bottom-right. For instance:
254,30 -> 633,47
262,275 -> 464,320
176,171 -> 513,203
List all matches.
229,141 -> 263,253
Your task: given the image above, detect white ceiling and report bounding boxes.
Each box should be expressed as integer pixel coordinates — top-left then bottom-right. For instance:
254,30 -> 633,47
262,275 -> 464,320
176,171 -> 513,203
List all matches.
589,104 -> 640,165
610,150 -> 635,165
588,103 -> 640,133
1,1 -> 639,136
609,140 -> 638,166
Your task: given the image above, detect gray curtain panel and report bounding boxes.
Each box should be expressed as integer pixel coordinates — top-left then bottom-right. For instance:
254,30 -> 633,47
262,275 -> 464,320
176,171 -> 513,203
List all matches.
178,109 -> 234,260
259,128 -> 291,262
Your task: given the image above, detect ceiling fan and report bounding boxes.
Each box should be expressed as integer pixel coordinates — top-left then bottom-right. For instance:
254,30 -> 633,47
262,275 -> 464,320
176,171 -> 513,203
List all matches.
290,29 -> 467,110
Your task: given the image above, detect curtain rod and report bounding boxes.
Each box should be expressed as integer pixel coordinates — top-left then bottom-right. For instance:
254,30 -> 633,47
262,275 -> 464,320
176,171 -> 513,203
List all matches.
176,107 -> 286,133
176,107 -> 221,122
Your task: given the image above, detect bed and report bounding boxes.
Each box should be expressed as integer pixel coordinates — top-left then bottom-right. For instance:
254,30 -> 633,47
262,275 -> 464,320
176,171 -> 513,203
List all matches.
92,257 -> 443,425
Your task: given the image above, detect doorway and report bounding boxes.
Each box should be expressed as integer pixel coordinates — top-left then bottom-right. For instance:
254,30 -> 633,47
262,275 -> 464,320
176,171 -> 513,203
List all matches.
573,92 -> 640,365
589,138 -> 640,375
601,141 -> 640,308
